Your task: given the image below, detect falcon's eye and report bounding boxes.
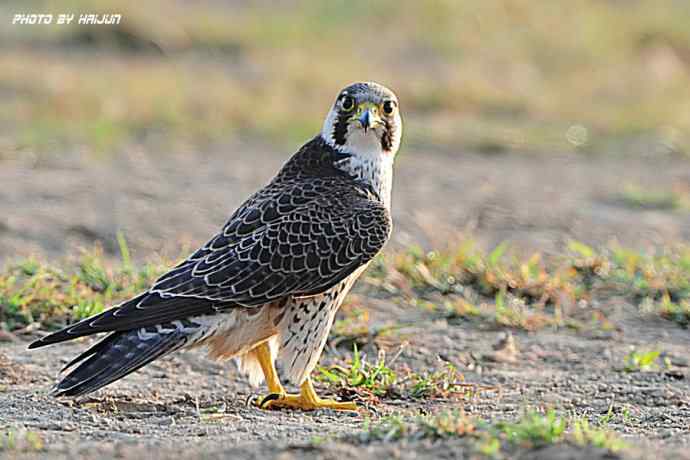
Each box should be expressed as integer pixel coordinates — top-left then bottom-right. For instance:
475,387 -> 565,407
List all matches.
382,100 -> 396,115
340,95 -> 355,112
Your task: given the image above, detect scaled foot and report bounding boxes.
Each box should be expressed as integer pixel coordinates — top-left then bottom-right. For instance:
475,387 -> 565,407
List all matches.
254,379 -> 357,412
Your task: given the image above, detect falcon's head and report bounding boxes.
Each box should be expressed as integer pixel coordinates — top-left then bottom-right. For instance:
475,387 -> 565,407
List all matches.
322,82 -> 402,159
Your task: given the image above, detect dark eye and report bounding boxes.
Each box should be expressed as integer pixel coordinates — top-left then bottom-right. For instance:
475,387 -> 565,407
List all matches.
341,95 -> 355,112
382,100 -> 396,115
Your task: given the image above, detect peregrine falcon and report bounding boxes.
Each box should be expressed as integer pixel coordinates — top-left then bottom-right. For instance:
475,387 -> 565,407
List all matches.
29,82 -> 402,411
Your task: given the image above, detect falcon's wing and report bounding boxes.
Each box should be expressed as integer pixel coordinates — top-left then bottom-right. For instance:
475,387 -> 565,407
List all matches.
152,186 -> 390,305
29,179 -> 391,348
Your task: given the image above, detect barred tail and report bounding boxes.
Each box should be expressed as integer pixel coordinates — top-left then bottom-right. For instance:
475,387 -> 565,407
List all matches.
51,327 -> 189,397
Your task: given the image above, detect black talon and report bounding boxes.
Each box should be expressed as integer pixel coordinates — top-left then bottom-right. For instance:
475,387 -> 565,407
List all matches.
259,392 -> 282,408
245,394 -> 257,407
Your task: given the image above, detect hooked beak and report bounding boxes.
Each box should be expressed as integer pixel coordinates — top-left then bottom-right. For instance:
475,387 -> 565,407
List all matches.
355,102 -> 382,134
359,110 -> 371,133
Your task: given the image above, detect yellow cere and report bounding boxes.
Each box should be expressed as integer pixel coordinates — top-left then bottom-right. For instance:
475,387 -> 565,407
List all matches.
353,101 -> 383,125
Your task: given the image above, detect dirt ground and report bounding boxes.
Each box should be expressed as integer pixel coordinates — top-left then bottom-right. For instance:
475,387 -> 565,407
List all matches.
2,142 -> 690,261
1,143 -> 690,459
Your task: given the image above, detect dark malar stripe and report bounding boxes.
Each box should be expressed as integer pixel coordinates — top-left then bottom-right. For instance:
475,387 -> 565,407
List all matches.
333,111 -> 350,146
381,118 -> 393,151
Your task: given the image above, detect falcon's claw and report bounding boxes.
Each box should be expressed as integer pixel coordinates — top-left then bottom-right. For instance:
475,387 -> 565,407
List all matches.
257,392 -> 283,408
254,392 -> 358,412
252,379 -> 358,412
251,348 -> 358,412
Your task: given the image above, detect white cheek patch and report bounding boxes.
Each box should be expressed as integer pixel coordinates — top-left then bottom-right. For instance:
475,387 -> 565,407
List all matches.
322,107 -> 341,149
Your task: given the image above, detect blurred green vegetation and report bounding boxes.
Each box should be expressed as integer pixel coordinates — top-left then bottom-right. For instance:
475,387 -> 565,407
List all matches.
2,239 -> 688,337
364,238 -> 690,329
0,0 -> 689,156
0,245 -> 167,332
355,409 -> 626,454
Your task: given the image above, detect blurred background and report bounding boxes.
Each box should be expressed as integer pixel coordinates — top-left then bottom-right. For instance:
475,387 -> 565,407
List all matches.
2,4 -> 690,456
0,0 -> 689,262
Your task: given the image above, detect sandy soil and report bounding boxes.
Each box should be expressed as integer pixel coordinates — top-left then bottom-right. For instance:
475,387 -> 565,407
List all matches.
1,143 -> 690,459
1,143 -> 689,262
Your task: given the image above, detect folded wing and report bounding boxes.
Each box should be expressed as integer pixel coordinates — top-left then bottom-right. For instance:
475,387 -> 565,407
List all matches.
29,179 -> 391,349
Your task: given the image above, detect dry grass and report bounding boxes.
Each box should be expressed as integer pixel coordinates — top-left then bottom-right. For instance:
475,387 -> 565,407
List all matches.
2,239 -> 687,342
0,0 -> 688,157
353,409 -> 626,455
362,239 -> 690,330
0,243 -> 167,334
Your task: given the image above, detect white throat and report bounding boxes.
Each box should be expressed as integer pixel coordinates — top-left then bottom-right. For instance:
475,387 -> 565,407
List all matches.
323,131 -> 395,209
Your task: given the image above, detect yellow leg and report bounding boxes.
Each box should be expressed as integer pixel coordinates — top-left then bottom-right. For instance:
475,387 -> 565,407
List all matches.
256,377 -> 357,412
252,342 -> 356,411
255,342 -> 285,395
